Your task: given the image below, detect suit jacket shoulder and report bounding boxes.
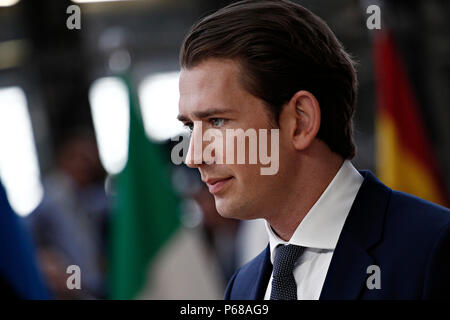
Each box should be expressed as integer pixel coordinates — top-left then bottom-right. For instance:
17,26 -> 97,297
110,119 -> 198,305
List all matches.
388,189 -> 450,231
368,189 -> 450,299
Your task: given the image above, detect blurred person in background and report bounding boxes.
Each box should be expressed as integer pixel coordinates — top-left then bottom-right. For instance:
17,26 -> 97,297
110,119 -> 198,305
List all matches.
25,128 -> 108,299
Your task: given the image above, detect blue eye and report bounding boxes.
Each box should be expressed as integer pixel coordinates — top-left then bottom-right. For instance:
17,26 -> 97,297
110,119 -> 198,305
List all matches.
210,118 -> 226,127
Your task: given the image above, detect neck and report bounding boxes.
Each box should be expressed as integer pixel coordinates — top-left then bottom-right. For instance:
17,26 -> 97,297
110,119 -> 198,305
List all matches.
266,146 -> 344,241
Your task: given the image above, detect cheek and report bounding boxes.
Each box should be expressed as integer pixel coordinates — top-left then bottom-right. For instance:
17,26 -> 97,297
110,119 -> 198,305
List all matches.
230,163 -> 274,203
231,162 -> 259,181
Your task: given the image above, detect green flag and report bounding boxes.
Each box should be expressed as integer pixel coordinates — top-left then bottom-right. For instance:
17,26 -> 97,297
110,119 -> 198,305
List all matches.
109,76 -> 180,299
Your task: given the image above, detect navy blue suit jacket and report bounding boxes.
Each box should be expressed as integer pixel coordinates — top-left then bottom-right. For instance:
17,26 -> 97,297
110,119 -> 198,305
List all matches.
225,171 -> 450,300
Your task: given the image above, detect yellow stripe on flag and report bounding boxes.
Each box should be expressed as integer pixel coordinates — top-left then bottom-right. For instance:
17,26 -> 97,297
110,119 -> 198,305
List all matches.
376,112 -> 446,206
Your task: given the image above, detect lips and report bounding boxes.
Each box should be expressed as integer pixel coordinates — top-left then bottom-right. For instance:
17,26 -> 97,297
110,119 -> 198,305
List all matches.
204,177 -> 233,194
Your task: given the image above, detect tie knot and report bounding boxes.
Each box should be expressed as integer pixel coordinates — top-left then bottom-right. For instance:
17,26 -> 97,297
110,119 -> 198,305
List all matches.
272,244 -> 304,278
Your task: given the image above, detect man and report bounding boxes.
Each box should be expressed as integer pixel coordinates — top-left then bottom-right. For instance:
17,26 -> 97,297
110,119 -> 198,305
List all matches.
177,0 -> 450,299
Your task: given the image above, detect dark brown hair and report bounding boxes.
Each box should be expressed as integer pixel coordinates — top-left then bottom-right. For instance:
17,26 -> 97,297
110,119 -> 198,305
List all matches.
180,0 -> 357,159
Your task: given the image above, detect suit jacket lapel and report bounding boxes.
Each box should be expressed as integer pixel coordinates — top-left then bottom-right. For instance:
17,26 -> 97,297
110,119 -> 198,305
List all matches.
250,245 -> 272,300
319,171 -> 391,299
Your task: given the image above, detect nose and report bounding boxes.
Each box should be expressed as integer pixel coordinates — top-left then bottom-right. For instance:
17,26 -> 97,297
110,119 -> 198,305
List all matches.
185,122 -> 204,168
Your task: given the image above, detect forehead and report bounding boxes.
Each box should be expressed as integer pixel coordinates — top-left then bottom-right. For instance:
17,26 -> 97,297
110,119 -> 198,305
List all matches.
178,59 -> 244,114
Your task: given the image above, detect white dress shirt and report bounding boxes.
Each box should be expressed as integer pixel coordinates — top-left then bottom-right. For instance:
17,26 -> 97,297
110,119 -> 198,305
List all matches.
264,160 -> 364,300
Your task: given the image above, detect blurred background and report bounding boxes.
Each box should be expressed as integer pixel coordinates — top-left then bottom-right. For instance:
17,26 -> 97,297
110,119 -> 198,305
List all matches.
0,0 -> 448,299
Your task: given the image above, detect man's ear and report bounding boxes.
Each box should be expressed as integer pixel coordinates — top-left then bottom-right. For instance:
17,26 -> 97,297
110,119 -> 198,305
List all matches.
281,90 -> 321,151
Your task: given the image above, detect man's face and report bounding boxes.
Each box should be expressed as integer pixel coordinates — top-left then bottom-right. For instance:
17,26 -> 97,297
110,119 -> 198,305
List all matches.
178,59 -> 293,220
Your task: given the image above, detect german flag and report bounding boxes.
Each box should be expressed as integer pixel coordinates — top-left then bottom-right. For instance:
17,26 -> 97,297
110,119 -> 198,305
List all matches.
373,31 -> 448,207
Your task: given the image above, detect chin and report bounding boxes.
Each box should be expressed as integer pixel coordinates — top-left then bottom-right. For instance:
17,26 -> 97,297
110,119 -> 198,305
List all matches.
214,200 -> 238,219
214,196 -> 254,220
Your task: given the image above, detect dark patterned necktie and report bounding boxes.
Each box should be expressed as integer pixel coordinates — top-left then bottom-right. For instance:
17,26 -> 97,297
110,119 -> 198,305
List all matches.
270,244 -> 304,300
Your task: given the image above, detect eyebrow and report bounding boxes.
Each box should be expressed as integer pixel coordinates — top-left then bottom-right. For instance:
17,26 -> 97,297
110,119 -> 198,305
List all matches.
177,108 -> 234,122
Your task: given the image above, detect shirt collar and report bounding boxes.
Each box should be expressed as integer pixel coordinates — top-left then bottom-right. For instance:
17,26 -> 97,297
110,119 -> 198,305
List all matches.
265,160 -> 364,263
